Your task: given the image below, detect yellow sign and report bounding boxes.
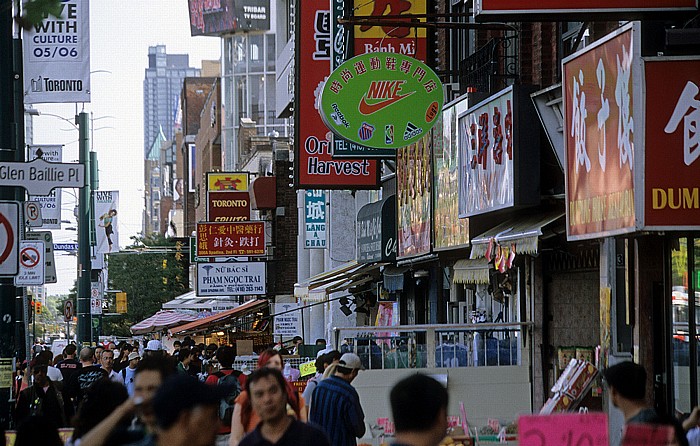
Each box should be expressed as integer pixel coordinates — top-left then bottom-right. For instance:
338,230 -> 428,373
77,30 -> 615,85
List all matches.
299,360 -> 316,377
116,292 -> 127,313
207,172 -> 249,192
0,358 -> 13,389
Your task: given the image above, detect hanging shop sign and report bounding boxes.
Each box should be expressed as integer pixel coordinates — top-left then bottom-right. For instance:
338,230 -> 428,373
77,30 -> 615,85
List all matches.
474,0 -> 698,20
207,191 -> 250,222
207,172 -> 249,191
197,262 -> 266,296
397,134 -> 432,259
295,0 -> 379,189
357,195 -> 396,263
563,23 -> 640,241
22,0 -> 91,104
189,0 -> 270,37
643,57 -> 700,230
320,52 -> 444,150
304,190 -> 326,249
458,85 -> 540,218
28,145 -> 62,229
196,221 -> 265,256
94,191 -> 119,254
434,95 -> 470,250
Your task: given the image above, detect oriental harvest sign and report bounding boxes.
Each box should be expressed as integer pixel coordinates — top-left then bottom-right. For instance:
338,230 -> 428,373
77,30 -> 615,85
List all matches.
320,52 -> 443,150
196,222 -> 265,256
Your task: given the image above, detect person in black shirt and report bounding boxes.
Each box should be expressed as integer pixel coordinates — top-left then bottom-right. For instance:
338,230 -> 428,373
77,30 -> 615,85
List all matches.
15,360 -> 68,428
66,347 -> 108,410
390,374 -> 449,446
56,344 -> 82,382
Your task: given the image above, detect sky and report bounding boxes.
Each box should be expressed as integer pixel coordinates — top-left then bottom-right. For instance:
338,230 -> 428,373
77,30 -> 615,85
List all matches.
34,0 -> 221,295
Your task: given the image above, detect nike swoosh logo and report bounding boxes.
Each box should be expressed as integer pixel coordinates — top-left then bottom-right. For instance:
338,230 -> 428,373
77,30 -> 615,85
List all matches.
358,91 -> 414,115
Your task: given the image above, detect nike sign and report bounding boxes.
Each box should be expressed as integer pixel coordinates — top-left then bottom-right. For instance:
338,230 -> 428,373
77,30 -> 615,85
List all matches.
358,91 -> 414,115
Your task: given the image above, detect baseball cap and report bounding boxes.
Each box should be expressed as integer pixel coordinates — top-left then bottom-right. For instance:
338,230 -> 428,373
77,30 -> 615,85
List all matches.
153,374 -> 235,428
339,353 -> 365,370
128,352 -> 140,361
145,340 -> 163,351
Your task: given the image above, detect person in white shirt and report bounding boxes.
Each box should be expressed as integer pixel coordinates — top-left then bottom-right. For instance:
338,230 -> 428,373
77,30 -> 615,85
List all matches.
100,349 -> 124,385
36,350 -> 63,383
121,352 -> 140,396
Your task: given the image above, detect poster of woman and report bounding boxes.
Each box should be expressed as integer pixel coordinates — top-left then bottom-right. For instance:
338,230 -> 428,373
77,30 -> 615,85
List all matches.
94,190 -> 119,253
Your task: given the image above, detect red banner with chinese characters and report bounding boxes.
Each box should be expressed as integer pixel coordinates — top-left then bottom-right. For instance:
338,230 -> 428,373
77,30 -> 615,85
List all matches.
644,58 -> 700,229
196,222 -> 265,256
564,24 -> 637,240
295,0 -> 379,189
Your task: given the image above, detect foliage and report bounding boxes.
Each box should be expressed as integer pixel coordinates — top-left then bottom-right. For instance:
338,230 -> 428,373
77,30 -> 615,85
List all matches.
103,234 -> 190,337
15,0 -> 63,30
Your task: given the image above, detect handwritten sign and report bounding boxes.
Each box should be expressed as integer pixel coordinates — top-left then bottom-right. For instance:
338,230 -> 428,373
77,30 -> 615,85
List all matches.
299,361 -> 316,377
621,424 -> 675,446
519,413 -> 609,446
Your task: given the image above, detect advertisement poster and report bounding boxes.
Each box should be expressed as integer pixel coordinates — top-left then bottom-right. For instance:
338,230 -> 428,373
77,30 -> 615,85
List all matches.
295,0 -> 379,189
563,24 -> 638,240
375,301 -> 399,347
188,0 -> 270,37
94,191 -> 119,254
304,190 -> 326,249
397,134 -> 432,258
643,57 -> 700,229
23,0 -> 90,104
196,222 -> 265,256
197,262 -> 266,296
434,97 -> 469,249
28,145 -> 62,229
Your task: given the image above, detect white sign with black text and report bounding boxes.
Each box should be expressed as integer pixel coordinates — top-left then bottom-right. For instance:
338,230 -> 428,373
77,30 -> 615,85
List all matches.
196,262 -> 266,296
15,241 -> 45,286
28,145 -> 62,229
273,303 -> 302,338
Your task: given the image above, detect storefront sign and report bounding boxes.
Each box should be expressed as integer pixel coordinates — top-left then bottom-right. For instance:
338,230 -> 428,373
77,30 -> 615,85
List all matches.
189,0 -> 270,36
434,96 -> 470,249
273,302 -> 302,338
643,57 -> 700,229
22,0 -> 91,104
474,0 -> 698,19
564,23 -> 640,240
295,1 -> 379,189
207,191 -> 250,222
196,222 -> 265,256
357,195 -> 397,263
304,190 -> 326,249
397,134 -> 432,259
320,52 -> 443,150
28,145 -> 62,229
197,262 -> 266,296
207,172 -> 249,191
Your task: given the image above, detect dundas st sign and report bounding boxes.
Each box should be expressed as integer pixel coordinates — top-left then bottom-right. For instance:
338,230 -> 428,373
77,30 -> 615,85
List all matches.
320,52 -> 444,150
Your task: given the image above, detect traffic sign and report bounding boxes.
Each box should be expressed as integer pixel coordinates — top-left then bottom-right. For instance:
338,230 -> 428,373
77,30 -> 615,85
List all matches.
26,231 -> 57,283
0,201 -> 20,276
23,202 -> 43,227
91,281 -> 103,315
15,240 -> 45,286
0,158 -> 85,195
64,300 -> 74,322
54,243 -> 79,252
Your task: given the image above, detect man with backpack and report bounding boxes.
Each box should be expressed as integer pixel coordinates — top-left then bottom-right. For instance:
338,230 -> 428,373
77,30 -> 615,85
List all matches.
205,345 -> 244,446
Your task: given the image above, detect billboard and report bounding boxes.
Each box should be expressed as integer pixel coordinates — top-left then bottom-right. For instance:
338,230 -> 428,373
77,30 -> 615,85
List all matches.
207,172 -> 249,191
563,23 -> 640,240
197,262 -> 266,296
189,0 -> 270,37
643,57 -> 700,229
397,134 -> 432,259
28,145 -> 62,229
294,0 -> 379,189
207,191 -> 250,222
94,191 -> 119,254
196,221 -> 265,256
474,0 -> 698,19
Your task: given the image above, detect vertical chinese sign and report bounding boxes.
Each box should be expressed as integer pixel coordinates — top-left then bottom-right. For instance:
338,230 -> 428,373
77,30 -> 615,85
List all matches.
295,0 -> 379,189
643,58 -> 700,229
397,134 -> 432,258
564,23 -> 639,240
305,190 -> 327,248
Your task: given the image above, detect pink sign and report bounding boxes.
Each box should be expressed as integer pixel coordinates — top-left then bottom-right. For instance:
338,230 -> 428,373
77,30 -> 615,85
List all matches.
518,413 -> 609,446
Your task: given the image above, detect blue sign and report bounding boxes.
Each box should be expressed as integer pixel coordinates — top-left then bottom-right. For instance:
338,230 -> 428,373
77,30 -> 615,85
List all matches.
304,190 -> 326,249
54,243 -> 78,251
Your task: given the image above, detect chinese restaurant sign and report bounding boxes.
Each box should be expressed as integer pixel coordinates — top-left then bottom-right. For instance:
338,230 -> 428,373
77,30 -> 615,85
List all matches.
207,191 -> 250,222
474,0 -> 698,19
207,172 -> 249,191
320,52 -> 443,150
304,190 -> 327,249
564,23 -> 639,240
397,134 -> 432,259
196,222 -> 265,256
295,0 -> 379,189
434,95 -> 470,249
644,57 -> 700,229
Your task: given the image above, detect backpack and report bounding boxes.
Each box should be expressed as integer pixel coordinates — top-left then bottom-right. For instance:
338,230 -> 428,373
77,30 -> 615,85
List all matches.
215,370 -> 242,425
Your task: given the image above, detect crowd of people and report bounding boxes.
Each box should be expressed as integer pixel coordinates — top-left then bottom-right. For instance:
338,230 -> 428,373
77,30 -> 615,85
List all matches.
11,337 -> 700,446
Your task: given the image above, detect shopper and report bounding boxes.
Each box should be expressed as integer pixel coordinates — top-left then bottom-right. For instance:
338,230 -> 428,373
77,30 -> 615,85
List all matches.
121,351 -> 140,397
15,359 -> 68,428
101,349 -> 125,384
205,345 -> 245,446
390,374 -> 449,446
56,344 -> 82,382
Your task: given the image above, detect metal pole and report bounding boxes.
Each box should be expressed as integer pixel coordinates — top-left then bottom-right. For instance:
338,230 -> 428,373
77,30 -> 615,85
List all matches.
77,112 -> 92,345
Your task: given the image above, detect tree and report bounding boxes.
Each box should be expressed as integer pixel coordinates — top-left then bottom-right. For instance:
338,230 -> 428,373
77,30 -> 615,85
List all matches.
103,234 -> 189,337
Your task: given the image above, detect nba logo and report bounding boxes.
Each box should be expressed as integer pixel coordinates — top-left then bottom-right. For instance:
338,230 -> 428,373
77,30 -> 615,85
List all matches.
358,122 -> 375,141
385,125 -> 394,145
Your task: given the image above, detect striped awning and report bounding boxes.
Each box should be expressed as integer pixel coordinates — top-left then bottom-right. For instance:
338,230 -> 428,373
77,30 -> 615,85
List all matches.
453,258 -> 491,284
294,261 -> 384,303
168,299 -> 269,335
130,310 -> 197,335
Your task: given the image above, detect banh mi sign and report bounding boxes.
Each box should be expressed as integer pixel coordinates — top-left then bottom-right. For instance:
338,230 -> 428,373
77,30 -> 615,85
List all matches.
320,52 -> 444,149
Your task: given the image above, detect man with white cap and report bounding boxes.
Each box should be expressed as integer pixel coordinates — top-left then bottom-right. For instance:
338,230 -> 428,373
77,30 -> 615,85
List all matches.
121,351 -> 140,397
309,352 -> 366,446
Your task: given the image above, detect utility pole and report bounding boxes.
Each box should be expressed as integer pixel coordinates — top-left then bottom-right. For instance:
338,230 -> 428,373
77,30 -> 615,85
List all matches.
77,112 -> 92,345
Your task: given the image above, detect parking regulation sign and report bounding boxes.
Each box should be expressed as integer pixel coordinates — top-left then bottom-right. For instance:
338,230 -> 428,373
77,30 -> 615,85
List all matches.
0,201 -> 20,276
15,240 -> 45,286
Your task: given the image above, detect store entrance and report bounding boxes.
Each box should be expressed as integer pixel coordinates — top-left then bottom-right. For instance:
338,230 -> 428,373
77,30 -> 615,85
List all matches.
669,236 -> 700,414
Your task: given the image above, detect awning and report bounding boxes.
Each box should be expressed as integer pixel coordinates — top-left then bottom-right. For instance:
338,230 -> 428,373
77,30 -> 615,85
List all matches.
162,290 -> 239,312
470,210 -> 564,259
168,298 -> 269,335
383,266 -> 409,292
130,310 -> 197,335
294,261 -> 384,303
357,195 -> 396,263
531,83 -> 564,170
453,258 -> 491,284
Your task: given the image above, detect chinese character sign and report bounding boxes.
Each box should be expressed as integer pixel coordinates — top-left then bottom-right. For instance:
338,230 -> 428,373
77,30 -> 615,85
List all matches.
397,134 -> 432,258
644,58 -> 700,229
196,222 -> 265,256
305,190 -> 327,249
564,24 -> 637,240
458,87 -> 515,218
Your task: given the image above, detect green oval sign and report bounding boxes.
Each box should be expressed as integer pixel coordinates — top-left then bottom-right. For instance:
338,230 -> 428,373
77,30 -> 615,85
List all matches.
320,52 -> 444,150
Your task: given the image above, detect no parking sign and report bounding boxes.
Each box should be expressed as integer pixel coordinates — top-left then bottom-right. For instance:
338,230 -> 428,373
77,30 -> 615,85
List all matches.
15,241 -> 45,286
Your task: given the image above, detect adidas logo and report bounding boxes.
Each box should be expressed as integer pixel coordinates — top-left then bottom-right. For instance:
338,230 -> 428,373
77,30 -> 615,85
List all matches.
403,122 -> 423,140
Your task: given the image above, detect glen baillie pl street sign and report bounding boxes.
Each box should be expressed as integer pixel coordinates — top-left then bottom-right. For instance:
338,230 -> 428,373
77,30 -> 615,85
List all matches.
320,52 -> 444,150
0,158 -> 85,196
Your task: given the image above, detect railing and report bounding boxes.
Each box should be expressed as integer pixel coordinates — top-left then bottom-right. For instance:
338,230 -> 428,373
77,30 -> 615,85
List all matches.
459,35 -> 519,95
333,322 -> 532,370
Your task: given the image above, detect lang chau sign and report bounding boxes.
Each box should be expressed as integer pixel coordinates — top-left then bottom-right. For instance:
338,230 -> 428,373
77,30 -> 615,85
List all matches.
320,52 -> 443,150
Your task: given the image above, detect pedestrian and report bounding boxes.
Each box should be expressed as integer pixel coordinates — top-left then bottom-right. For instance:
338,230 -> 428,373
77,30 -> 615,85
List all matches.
66,347 -> 108,410
95,346 -> 105,366
684,407 -> 700,446
121,351 -> 141,397
290,336 -> 303,355
15,359 -> 68,428
308,352 -> 366,446
229,349 -> 306,446
205,346 -> 245,446
603,361 -> 688,446
390,374 -> 449,446
132,354 -> 177,435
143,340 -> 166,359
56,344 -> 82,382
238,368 -> 330,446
176,347 -> 195,375
113,343 -> 133,373
302,350 -> 340,415
172,340 -> 182,355
101,349 -> 125,384
36,350 -> 64,384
